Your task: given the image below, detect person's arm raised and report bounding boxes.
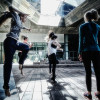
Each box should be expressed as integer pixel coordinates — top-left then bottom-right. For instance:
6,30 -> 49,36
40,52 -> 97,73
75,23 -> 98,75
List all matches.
53,40 -> 61,48
0,12 -> 12,26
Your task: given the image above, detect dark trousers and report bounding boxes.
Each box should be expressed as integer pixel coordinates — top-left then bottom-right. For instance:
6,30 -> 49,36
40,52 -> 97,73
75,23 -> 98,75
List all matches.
18,52 -> 24,69
48,53 -> 57,79
47,55 -> 51,73
3,37 -> 29,89
49,62 -> 51,73
82,51 -> 100,92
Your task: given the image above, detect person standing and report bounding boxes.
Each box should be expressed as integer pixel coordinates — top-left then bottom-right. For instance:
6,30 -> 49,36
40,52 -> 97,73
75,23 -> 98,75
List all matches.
47,32 -> 61,83
0,6 -> 30,96
78,9 -> 100,100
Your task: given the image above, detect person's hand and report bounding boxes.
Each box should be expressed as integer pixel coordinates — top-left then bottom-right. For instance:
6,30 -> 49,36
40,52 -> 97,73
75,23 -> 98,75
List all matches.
61,48 -> 63,51
78,54 -> 83,62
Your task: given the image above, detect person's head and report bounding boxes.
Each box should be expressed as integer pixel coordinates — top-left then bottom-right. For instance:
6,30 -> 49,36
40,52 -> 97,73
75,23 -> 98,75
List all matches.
51,34 -> 57,40
49,32 -> 54,38
23,36 -> 28,41
19,13 -> 28,23
44,30 -> 55,42
84,9 -> 99,22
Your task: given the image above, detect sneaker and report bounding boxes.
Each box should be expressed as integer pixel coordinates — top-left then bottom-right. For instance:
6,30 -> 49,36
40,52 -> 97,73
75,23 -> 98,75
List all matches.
19,64 -> 22,70
95,92 -> 100,100
84,93 -> 92,100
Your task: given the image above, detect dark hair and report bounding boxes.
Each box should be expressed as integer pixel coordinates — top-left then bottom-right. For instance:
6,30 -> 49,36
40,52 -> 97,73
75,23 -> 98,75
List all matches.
18,13 -> 25,17
0,6 -> 15,26
49,32 -> 54,38
9,6 -> 14,12
0,12 -> 12,26
85,9 -> 99,21
24,36 -> 28,40
51,34 -> 57,40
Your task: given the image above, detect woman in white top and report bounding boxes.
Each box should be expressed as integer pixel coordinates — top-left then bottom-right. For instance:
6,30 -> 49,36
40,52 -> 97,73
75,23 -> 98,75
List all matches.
48,33 -> 61,82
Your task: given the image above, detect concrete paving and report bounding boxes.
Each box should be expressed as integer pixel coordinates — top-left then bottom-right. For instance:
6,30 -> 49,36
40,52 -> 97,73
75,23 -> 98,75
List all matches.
12,65 -> 97,100
0,64 -> 97,100
0,64 -> 19,100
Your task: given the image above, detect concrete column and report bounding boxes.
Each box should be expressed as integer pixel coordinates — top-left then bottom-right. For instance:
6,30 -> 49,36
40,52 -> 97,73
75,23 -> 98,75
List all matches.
64,34 -> 68,60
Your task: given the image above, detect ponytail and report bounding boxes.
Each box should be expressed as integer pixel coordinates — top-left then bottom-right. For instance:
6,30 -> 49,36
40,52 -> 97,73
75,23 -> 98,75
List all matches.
0,12 -> 12,26
84,9 -> 99,22
44,35 -> 49,43
90,9 -> 99,20
44,30 -> 54,43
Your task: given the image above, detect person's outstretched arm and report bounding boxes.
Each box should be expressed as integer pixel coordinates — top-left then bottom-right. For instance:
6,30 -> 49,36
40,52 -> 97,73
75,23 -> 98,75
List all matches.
9,6 -> 30,31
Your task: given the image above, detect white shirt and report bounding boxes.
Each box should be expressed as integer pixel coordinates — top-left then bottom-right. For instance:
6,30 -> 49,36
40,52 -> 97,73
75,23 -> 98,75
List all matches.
48,40 -> 57,56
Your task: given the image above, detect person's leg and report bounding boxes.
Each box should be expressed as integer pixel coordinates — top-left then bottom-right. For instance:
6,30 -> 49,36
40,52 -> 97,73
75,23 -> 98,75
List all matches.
18,52 -> 22,58
92,52 -> 100,96
82,52 -> 92,92
48,55 -> 52,74
51,54 -> 56,82
16,42 -> 29,65
3,38 -> 16,96
18,51 -> 24,73
16,42 -> 29,75
52,63 -> 56,81
18,52 -> 22,69
3,38 -> 16,89
82,52 -> 92,99
49,62 -> 52,74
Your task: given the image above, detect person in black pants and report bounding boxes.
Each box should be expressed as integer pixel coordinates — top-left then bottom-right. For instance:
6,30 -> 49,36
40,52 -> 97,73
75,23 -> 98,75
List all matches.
47,33 -> 61,82
78,9 -> 100,100
18,36 -> 33,75
0,6 -> 30,96
45,30 -> 54,74
45,31 -> 61,74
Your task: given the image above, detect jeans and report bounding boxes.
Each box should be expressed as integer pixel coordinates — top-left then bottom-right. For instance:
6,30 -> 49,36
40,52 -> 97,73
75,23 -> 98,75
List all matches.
3,37 -> 29,89
82,51 -> 100,92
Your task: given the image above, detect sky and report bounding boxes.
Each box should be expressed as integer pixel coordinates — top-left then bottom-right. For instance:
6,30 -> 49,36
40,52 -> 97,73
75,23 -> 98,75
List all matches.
41,0 -> 61,15
41,0 -> 85,15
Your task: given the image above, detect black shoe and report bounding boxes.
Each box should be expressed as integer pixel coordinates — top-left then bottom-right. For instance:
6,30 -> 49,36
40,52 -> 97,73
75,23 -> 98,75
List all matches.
51,77 -> 56,83
95,92 -> 100,100
84,93 -> 92,100
3,86 -> 11,96
5,89 -> 11,96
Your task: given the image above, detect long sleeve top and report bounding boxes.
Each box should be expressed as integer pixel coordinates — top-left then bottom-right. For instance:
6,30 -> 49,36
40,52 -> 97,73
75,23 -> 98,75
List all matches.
2,11 -> 26,40
78,21 -> 100,54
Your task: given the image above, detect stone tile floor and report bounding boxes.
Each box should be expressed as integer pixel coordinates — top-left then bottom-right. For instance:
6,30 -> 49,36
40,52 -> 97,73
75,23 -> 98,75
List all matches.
0,64 -> 98,100
0,64 -> 19,100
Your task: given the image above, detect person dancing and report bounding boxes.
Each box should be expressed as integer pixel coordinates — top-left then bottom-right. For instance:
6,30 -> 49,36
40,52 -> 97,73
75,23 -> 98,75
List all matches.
78,9 -> 100,100
47,32 -> 61,83
18,36 -> 33,75
45,31 -> 54,74
0,6 -> 30,96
